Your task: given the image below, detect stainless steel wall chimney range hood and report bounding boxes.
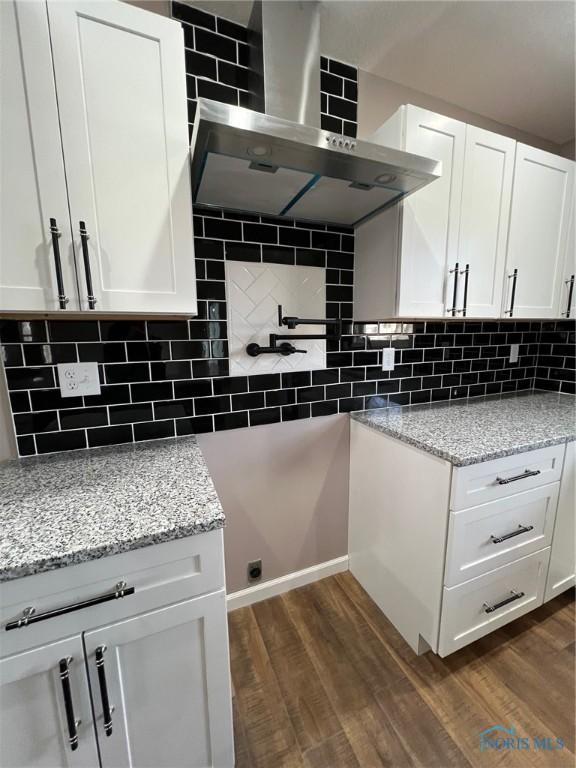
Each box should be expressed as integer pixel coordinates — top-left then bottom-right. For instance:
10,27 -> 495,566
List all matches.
190,1 -> 441,228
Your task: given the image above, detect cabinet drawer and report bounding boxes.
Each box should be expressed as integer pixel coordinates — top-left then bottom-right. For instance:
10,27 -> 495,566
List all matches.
1,530 -> 224,657
451,444 -> 565,510
445,483 -> 559,586
438,548 -> 549,656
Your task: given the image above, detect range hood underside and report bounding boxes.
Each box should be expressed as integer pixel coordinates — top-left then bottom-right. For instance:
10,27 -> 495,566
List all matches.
191,101 -> 442,228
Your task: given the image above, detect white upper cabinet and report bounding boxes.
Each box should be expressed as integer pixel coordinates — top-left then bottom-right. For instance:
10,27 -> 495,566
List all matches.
0,0 -> 79,311
399,107 -> 467,317
558,203 -> 575,318
47,1 -> 196,314
457,126 -> 516,317
503,144 -> 574,318
0,0 -> 196,315
357,105 -> 575,320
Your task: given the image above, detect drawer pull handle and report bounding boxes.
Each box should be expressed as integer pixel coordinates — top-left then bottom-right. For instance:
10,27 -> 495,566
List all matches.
95,645 -> 114,737
490,524 -> 534,544
4,581 -> 135,631
59,656 -> 81,751
496,469 -> 541,485
483,590 -> 525,614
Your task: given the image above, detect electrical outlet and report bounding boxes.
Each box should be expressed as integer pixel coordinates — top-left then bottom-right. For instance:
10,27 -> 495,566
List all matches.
247,559 -> 262,582
382,347 -> 395,371
509,343 -> 519,364
57,362 -> 101,398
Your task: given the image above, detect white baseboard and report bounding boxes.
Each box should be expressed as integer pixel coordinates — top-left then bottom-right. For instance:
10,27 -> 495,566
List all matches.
226,555 -> 349,612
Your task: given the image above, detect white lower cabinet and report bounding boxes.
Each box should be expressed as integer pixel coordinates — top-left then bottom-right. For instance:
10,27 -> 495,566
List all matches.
445,483 -> 559,587
0,532 -> 233,768
0,635 -> 99,768
84,592 -> 233,768
349,422 -> 570,657
545,440 -> 576,601
438,549 -> 550,657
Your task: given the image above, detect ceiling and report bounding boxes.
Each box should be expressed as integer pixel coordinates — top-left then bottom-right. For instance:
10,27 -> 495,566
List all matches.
189,0 -> 575,145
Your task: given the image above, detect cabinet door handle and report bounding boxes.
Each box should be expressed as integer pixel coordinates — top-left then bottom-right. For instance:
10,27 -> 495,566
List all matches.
447,262 -> 459,316
49,218 -> 69,309
483,590 -> 525,614
490,524 -> 534,544
95,645 -> 114,737
496,468 -> 540,485
59,656 -> 81,751
460,264 -> 470,316
561,275 -> 574,317
79,221 -> 97,309
504,268 -> 518,316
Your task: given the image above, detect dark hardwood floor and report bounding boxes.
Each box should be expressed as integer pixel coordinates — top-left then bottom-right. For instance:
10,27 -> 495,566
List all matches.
228,572 -> 575,768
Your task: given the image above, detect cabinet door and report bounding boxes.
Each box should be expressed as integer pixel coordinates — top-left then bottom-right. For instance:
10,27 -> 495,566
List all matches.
558,205 -> 575,318
84,591 -> 234,768
504,144 -> 574,318
457,126 -> 515,317
47,1 -> 197,314
398,106 -> 466,316
0,635 -> 99,768
0,0 -> 79,311
545,441 -> 575,601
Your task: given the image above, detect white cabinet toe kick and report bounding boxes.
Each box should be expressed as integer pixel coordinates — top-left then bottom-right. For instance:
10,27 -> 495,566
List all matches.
348,424 -> 575,657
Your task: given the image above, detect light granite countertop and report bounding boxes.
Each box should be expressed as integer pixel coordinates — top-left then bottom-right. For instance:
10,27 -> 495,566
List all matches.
351,391 -> 576,467
0,437 -> 225,582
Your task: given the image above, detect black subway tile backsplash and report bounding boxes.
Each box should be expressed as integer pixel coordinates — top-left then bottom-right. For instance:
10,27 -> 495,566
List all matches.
110,403 -> 153,425
36,430 -> 87,454
133,420 -> 175,442
59,407 -> 108,430
6,367 -> 55,390
250,407 -> 281,427
87,425 -> 133,448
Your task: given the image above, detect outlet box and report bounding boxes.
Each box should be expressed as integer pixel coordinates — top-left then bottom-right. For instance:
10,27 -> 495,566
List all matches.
509,343 -> 520,364
57,362 -> 101,398
247,559 -> 262,582
382,347 -> 395,371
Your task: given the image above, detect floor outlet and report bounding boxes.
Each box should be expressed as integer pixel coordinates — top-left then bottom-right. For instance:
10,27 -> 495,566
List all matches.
247,559 -> 262,582
57,362 -> 101,397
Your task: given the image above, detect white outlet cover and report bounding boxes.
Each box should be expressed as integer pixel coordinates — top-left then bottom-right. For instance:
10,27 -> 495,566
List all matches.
57,363 -> 101,398
382,347 -> 395,371
509,343 -> 520,363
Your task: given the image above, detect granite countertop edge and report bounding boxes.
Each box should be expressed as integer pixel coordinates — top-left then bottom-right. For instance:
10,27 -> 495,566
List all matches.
350,391 -> 576,467
0,436 -> 225,584
350,423 -> 573,467
0,516 -> 226,584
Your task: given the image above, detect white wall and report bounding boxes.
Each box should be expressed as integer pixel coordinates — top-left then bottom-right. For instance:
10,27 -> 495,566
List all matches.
358,70 -> 573,158
198,414 -> 350,593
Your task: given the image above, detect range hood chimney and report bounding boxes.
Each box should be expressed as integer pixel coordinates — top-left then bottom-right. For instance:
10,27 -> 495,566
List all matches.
190,2 -> 441,228
248,0 -> 321,127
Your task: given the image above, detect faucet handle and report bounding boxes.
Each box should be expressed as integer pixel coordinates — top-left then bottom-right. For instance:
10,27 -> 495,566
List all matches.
279,343 -> 307,356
